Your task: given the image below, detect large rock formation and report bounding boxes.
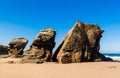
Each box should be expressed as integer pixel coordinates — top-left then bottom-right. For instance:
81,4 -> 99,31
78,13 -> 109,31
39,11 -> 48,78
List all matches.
8,38 -> 28,58
52,21 -> 112,63
22,28 -> 56,63
0,45 -> 8,55
52,22 -> 90,63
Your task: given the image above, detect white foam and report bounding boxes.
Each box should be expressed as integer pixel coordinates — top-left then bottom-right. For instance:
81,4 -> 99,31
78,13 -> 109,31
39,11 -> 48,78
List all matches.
106,55 -> 120,61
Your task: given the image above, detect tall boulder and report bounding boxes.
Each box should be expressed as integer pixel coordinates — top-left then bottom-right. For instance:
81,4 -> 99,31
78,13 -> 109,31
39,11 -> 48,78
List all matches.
22,28 -> 56,63
52,21 -> 90,63
8,38 -> 28,58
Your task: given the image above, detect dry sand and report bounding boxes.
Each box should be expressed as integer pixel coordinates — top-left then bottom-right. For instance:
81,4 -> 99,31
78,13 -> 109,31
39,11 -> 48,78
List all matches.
0,62 -> 120,78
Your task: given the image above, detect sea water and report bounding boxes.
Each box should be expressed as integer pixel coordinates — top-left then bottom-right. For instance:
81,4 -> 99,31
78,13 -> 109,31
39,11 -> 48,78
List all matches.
103,53 -> 120,61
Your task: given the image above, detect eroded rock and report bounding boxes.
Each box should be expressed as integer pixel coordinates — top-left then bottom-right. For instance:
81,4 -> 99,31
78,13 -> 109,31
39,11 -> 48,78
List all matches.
52,21 -> 90,63
0,45 -> 8,55
52,21 -> 111,63
22,28 -> 56,63
8,38 -> 28,58
0,45 -> 9,58
85,24 -> 112,61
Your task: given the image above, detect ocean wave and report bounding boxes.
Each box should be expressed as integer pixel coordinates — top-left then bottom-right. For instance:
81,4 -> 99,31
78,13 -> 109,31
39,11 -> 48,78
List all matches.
105,55 -> 120,61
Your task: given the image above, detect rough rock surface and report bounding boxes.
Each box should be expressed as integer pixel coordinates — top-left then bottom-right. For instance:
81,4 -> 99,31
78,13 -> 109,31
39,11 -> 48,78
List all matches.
52,22 -> 90,63
8,38 -> 28,58
52,21 -> 112,63
0,45 -> 8,55
22,28 -> 56,63
84,24 -> 112,61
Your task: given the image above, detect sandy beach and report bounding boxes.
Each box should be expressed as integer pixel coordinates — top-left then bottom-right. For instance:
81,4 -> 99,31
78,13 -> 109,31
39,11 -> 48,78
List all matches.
0,62 -> 120,78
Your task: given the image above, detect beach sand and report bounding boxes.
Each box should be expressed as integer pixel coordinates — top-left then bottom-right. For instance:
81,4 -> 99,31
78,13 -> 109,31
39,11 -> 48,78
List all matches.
0,61 -> 120,78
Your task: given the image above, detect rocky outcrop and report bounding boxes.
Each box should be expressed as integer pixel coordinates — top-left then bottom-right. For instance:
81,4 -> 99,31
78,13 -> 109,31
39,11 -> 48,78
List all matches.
8,38 -> 28,58
52,22 -> 90,63
52,21 -> 111,63
0,21 -> 112,64
0,45 -> 8,55
22,28 -> 56,63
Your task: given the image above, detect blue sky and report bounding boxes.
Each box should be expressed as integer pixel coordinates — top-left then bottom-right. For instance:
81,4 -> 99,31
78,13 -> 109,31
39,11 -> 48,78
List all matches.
0,0 -> 120,53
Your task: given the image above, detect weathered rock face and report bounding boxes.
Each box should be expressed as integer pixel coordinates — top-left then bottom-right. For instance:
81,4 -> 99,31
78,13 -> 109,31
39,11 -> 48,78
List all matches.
0,45 -> 8,55
22,28 -> 56,63
52,21 -> 111,63
8,38 -> 28,58
52,22 -> 90,63
85,24 -> 112,61
84,24 -> 103,61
